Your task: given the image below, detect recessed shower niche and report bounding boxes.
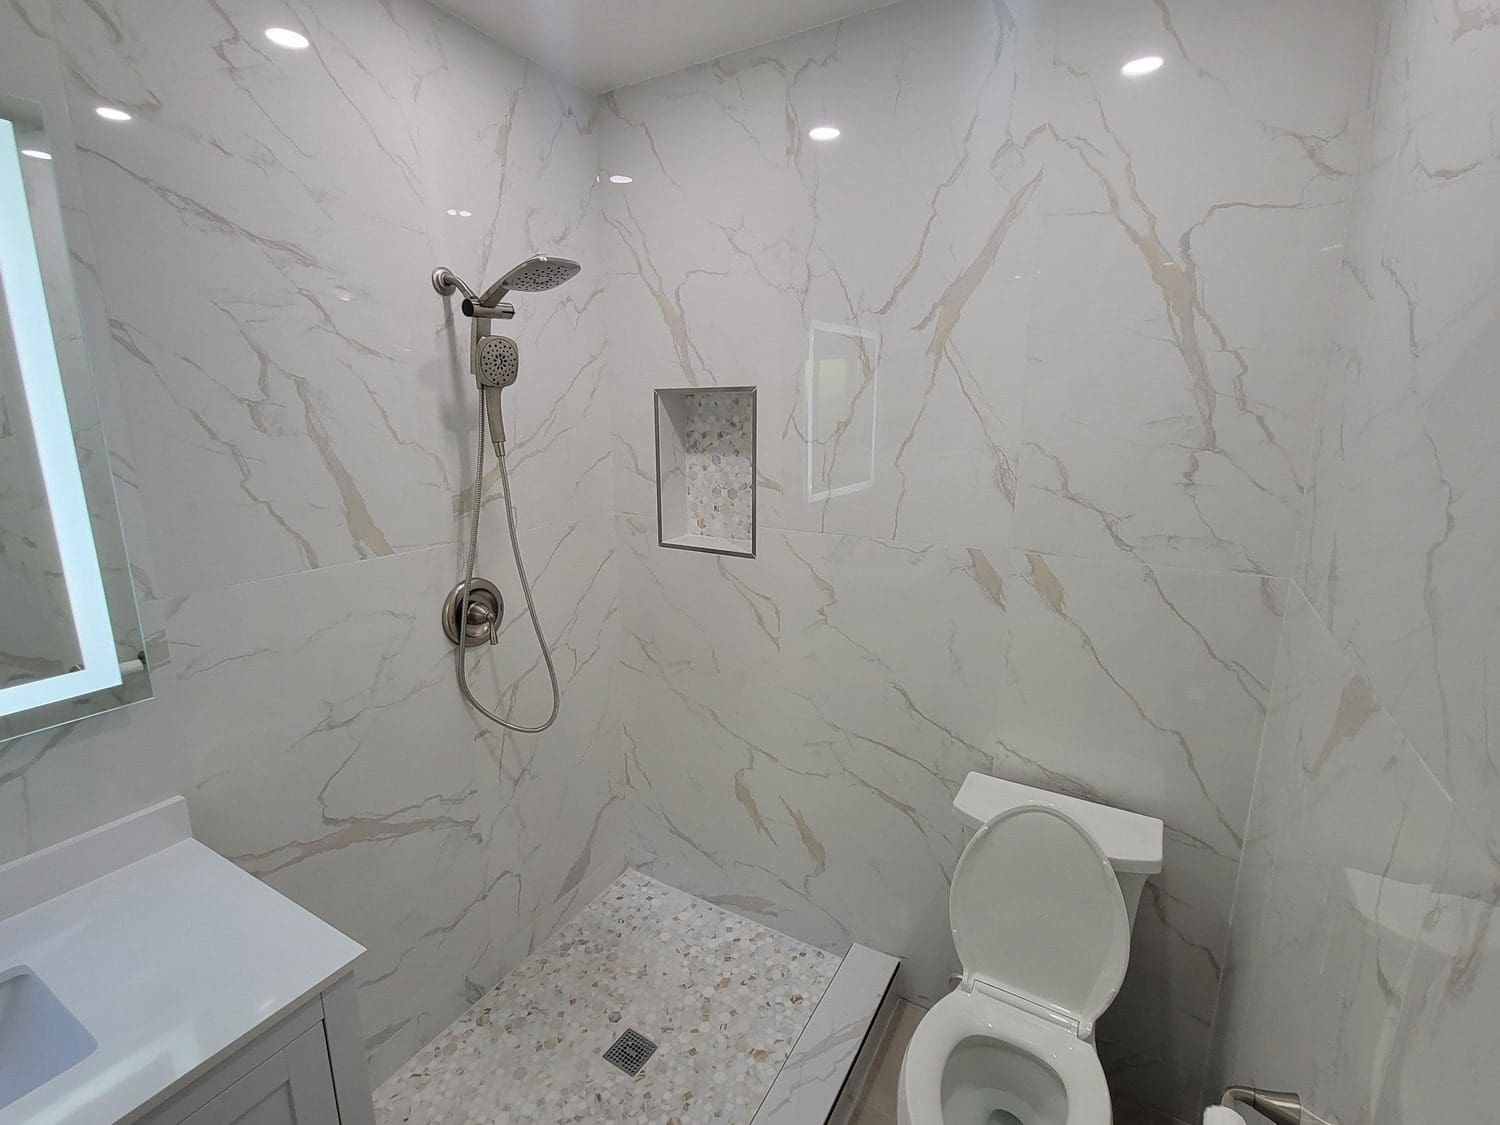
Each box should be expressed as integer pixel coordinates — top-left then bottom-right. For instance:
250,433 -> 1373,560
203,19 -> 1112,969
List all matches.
654,386 -> 757,557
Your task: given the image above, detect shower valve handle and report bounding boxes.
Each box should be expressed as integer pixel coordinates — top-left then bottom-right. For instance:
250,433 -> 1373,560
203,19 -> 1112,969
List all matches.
467,601 -> 500,644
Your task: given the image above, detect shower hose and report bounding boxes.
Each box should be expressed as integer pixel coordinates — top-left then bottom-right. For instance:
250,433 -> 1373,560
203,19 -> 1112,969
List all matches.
455,393 -> 561,733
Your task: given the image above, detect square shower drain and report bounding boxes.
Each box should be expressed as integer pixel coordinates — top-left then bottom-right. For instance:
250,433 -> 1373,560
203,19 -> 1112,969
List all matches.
603,1028 -> 658,1076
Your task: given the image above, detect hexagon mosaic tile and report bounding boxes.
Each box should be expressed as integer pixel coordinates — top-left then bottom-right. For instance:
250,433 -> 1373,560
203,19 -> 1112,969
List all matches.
374,870 -> 837,1124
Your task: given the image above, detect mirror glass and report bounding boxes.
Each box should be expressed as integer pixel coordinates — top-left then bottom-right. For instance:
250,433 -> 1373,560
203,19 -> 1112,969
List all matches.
0,94 -> 150,741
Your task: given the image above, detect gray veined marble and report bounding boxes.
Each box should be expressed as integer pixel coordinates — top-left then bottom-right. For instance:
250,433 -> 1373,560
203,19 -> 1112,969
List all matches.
5,0 -> 1499,1123
1209,3 -> 1500,1122
598,0 -> 1379,1119
0,0 -> 626,1094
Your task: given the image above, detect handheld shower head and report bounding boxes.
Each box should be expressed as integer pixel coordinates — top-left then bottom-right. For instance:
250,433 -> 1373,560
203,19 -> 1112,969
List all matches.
473,332 -> 519,453
477,254 -> 580,305
476,335 -> 519,389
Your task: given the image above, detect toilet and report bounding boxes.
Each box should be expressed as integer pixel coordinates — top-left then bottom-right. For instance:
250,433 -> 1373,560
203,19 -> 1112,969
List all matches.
898,773 -> 1164,1125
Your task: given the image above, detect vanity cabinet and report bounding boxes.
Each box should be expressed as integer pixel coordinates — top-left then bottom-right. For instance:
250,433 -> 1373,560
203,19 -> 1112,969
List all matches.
0,799 -> 374,1125
136,976 -> 374,1125
181,1025 -> 337,1125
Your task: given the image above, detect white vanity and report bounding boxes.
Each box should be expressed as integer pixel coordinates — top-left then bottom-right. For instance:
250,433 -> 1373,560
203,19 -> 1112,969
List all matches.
0,799 -> 374,1125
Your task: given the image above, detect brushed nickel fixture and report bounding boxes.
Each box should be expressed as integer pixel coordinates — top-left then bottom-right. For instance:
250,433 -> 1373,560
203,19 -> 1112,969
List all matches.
432,255 -> 581,734
1221,1086 -> 1336,1125
441,578 -> 503,648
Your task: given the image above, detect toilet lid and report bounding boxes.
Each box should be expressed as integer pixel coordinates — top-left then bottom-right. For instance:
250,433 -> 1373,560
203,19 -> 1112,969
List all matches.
950,803 -> 1130,1030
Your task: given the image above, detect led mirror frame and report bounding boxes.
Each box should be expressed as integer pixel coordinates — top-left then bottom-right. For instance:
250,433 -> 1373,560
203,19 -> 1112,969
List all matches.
0,116 -> 120,714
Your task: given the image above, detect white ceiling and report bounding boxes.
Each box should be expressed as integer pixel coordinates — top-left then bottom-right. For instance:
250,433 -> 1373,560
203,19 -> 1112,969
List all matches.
433,0 -> 907,93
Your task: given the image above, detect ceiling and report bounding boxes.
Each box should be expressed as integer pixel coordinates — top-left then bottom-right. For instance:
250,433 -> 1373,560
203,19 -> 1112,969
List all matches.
432,0 -> 907,93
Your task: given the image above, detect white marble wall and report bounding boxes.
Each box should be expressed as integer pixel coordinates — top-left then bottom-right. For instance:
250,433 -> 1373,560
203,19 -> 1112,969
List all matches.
8,1 -> 1488,1120
0,0 -> 625,1086
1211,0 -> 1500,1120
599,0 -> 1374,1118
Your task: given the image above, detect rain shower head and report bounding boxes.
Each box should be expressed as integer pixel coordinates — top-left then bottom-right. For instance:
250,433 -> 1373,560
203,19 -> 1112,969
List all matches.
477,255 -> 580,305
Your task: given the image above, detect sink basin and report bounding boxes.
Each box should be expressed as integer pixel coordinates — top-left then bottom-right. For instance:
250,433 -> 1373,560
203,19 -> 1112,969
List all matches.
0,967 -> 97,1109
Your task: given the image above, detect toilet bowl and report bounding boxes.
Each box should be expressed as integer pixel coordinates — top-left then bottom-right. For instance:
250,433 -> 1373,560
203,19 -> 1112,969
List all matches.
898,775 -> 1164,1125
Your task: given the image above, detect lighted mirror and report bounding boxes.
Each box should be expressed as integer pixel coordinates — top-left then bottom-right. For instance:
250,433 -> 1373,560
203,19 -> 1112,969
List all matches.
0,94 -> 150,741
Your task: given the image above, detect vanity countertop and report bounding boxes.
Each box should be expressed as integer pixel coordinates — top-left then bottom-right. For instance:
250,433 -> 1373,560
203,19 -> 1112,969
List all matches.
0,798 -> 363,1125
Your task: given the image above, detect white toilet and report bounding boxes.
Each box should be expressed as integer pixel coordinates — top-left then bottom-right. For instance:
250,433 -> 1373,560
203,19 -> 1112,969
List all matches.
898,773 -> 1164,1125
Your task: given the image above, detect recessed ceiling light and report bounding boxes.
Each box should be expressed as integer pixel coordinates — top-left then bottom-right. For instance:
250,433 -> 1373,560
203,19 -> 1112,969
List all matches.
808,125 -> 841,141
608,174 -> 633,184
20,149 -> 52,160
95,106 -> 132,122
265,27 -> 310,50
457,209 -> 472,217
446,208 -> 458,216
1121,55 -> 1164,77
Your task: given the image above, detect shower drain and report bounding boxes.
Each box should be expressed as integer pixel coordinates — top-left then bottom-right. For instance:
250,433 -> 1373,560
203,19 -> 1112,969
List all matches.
603,1028 -> 658,1076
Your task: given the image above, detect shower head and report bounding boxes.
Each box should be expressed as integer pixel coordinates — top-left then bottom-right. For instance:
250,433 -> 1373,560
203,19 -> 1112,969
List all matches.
474,333 -> 519,452
476,335 -> 519,389
477,255 -> 581,305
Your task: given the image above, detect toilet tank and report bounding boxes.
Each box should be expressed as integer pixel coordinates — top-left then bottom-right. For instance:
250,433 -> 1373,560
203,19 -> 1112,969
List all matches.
953,772 -> 1163,931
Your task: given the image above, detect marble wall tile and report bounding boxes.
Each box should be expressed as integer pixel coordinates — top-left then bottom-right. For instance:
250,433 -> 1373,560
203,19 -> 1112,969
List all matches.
1212,589 -> 1451,1123
597,2 -> 1375,1119
601,0 -> 1047,558
615,512 -> 1007,1004
1,0 -> 626,1093
1216,4 -> 1500,1122
1,516 -> 625,1083
402,2 -> 612,534
1294,0 -> 1500,824
1014,0 -> 1375,575
1372,810 -> 1500,1124
47,0 -> 450,596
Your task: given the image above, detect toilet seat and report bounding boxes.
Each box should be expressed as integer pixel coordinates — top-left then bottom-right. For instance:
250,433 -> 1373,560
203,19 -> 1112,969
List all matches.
948,803 -> 1130,1039
897,988 -> 1111,1124
898,804 -> 1132,1125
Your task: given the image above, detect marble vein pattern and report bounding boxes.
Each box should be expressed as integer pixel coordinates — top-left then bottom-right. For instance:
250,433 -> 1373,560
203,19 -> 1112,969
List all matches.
601,0 -> 1047,559
0,0 -> 626,1090
9,0 -> 1497,1123
372,870 -> 837,1125
1211,589 -> 1450,1123
1211,3 -> 1500,1123
613,511 -> 1282,1121
1296,0 -> 1500,829
1014,0 -> 1375,576
598,0 -> 1338,1116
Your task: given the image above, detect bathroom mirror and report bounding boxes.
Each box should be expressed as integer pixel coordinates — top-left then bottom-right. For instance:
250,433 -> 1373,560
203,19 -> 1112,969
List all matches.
0,93 -> 151,742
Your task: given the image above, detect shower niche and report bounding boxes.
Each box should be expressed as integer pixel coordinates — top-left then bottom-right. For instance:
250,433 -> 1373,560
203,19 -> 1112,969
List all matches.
654,387 -> 757,558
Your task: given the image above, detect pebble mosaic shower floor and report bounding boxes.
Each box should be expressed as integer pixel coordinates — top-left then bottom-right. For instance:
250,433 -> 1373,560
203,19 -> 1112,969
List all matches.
373,870 -> 837,1124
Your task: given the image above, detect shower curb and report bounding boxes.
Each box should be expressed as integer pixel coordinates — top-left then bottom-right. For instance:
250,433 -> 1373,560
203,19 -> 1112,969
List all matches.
751,943 -> 901,1125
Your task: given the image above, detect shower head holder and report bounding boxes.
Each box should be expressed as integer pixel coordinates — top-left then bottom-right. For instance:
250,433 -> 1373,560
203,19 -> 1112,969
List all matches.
461,298 -> 515,320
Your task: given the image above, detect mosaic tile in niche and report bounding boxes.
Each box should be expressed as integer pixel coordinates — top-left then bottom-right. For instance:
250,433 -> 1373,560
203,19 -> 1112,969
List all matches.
683,391 -> 754,541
